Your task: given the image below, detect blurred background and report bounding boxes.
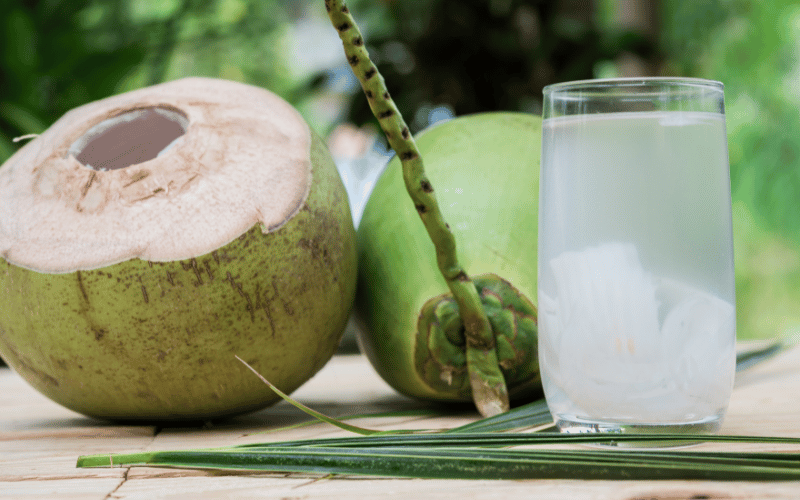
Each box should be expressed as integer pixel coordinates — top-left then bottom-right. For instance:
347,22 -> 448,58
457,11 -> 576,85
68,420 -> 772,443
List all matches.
0,0 -> 798,343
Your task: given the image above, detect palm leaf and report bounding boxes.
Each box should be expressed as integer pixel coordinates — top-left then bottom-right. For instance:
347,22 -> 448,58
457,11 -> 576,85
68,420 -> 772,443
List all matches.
76,344 -> 796,481
445,399 -> 552,433
77,439 -> 800,480
232,432 -> 800,449
736,339 -> 791,372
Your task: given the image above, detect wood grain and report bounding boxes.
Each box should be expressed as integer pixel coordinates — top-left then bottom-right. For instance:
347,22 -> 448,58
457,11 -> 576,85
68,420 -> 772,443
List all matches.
3,347 -> 800,499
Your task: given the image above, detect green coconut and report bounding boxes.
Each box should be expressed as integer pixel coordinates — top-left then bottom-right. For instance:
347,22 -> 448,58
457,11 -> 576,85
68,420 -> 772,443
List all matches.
355,112 -> 542,404
0,77 -> 357,421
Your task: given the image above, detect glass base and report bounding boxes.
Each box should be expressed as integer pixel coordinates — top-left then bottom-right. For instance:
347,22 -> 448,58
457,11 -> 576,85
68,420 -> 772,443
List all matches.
554,414 -> 724,448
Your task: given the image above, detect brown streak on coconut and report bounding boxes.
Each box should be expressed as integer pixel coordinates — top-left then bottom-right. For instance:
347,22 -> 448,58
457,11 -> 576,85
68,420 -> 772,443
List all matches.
202,259 -> 215,282
272,281 -> 295,316
81,171 -> 97,197
182,258 -> 204,286
262,286 -> 277,339
75,271 -> 89,303
225,271 -> 255,322
123,170 -> 151,187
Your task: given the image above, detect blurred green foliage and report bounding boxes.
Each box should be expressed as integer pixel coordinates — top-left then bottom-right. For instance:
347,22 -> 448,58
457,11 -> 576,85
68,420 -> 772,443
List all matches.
0,0 -> 797,342
663,0 -> 800,241
0,0 -> 656,153
660,0 -> 800,341
342,0 -> 654,131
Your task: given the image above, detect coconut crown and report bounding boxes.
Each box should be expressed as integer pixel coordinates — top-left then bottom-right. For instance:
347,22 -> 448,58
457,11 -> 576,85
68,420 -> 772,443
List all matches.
0,77 -> 312,273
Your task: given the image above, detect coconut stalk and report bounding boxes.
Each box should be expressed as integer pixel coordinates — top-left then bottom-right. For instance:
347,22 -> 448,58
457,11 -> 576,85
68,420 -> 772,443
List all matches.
324,0 -> 509,417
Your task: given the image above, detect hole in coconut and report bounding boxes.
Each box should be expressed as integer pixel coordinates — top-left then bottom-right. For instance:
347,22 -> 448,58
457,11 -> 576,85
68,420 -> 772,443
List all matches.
69,107 -> 188,171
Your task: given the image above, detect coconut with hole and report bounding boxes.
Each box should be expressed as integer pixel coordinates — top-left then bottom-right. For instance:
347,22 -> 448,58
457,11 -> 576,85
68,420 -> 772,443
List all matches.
0,77 -> 357,421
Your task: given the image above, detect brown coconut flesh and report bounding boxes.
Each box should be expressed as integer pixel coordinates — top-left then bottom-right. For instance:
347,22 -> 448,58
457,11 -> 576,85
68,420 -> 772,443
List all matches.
0,77 -> 311,273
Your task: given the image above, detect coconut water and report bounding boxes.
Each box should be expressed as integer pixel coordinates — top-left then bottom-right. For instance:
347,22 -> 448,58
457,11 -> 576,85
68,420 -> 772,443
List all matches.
538,111 -> 736,430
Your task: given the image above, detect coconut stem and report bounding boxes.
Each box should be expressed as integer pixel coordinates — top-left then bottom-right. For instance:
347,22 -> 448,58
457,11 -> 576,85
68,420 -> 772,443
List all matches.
325,0 -> 509,417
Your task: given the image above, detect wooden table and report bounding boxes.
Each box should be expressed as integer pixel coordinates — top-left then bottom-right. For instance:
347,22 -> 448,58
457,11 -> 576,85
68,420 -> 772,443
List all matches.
3,344 -> 800,499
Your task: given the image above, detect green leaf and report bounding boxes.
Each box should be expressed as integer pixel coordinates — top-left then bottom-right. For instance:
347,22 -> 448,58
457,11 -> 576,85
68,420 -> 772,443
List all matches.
241,409 -> 441,438
235,356 -> 411,436
445,398 -> 552,433
77,438 -> 800,480
233,432 -> 800,450
736,339 -> 792,372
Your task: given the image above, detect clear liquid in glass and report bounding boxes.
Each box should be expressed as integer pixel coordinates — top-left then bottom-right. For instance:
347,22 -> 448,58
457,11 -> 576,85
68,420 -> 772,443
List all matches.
538,110 -> 736,434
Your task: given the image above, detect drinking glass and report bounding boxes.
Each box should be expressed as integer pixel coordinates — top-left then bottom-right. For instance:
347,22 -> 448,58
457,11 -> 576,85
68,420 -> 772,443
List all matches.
538,78 -> 736,435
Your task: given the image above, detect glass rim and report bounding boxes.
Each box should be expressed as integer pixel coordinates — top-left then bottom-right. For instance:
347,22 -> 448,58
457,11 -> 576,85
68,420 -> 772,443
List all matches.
543,77 -> 723,95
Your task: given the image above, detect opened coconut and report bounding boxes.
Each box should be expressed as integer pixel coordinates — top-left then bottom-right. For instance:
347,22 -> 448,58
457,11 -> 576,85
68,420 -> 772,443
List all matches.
0,77 -> 357,421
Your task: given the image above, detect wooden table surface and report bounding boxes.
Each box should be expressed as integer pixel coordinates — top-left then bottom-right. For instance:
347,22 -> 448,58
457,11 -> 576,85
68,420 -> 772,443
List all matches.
3,343 -> 800,499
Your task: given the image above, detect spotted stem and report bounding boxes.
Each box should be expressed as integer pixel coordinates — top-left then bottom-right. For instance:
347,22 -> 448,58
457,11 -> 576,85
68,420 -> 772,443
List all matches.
324,0 -> 509,416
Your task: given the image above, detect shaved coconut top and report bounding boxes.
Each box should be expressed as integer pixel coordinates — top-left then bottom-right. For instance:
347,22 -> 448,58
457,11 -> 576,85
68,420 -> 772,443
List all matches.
0,77 -> 312,273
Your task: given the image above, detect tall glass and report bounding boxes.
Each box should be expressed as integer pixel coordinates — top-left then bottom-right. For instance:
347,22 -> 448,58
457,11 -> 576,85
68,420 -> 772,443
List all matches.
538,78 -> 736,435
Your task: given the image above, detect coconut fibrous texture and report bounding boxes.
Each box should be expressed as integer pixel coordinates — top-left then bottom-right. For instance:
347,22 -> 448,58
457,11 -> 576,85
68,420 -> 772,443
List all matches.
0,77 -> 357,421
